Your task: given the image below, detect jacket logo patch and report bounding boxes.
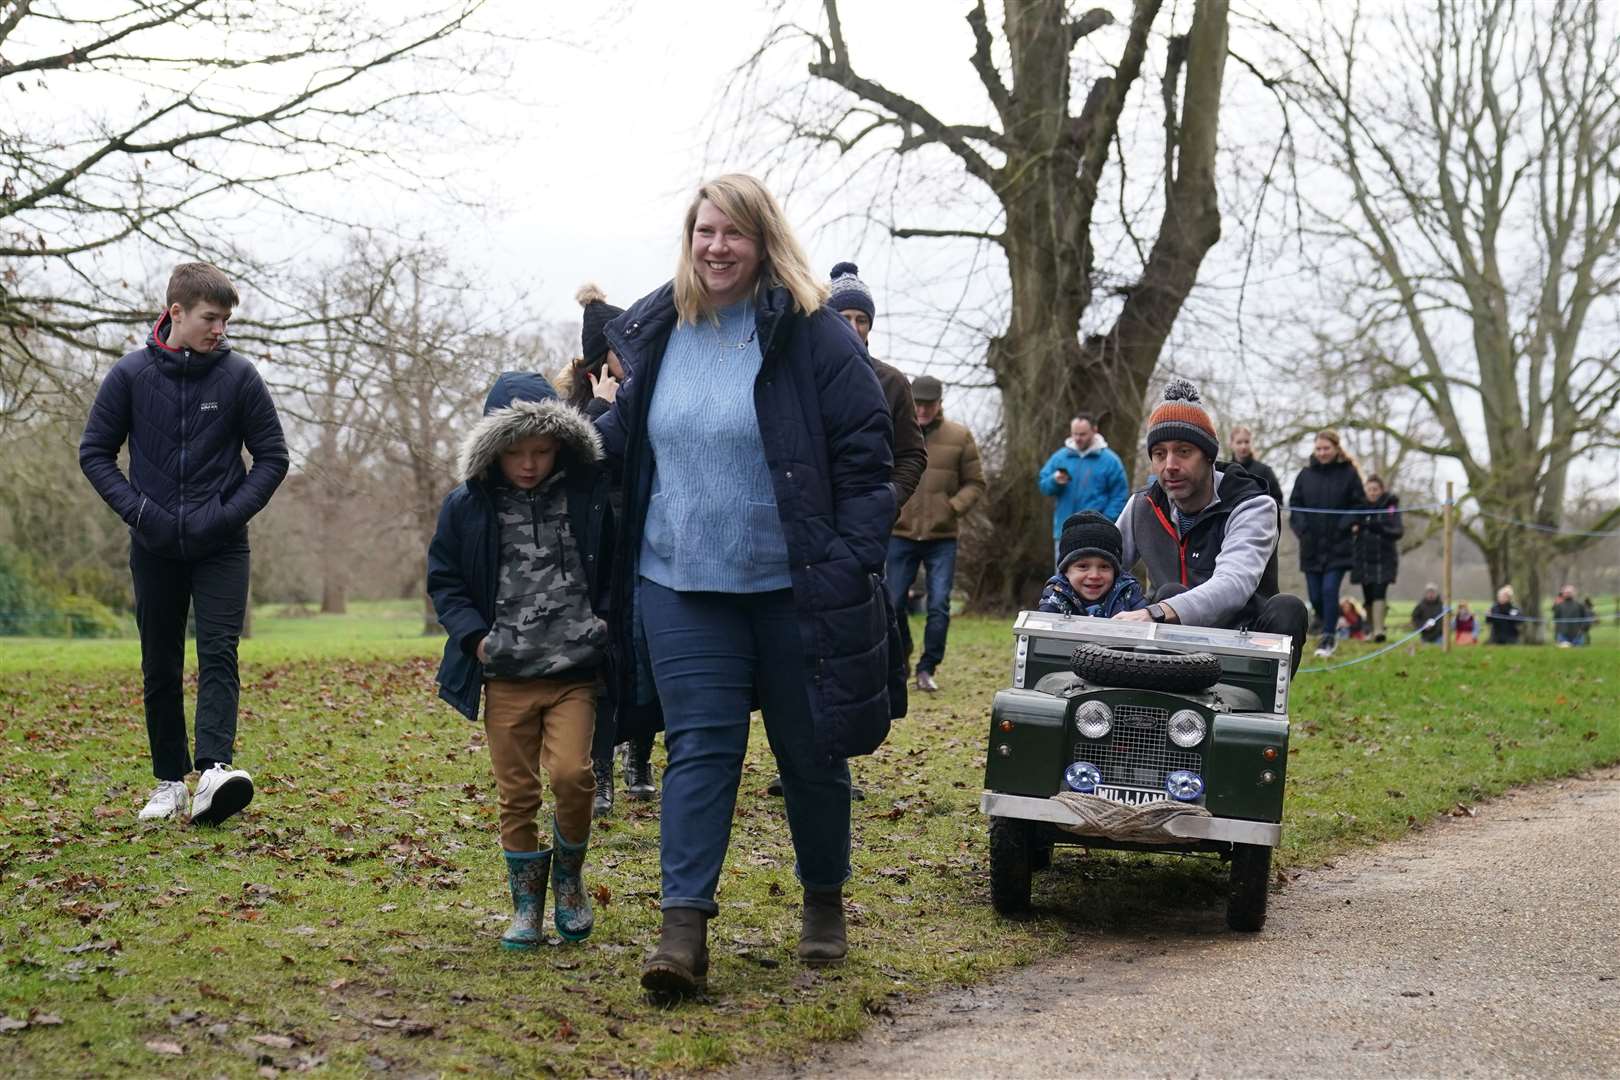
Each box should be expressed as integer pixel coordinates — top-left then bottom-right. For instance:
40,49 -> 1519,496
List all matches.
199,401 -> 220,411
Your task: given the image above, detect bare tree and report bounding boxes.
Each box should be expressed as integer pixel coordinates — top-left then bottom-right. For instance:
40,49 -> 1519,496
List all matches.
0,0 -> 494,427
736,0 -> 1231,606
1276,0 -> 1620,631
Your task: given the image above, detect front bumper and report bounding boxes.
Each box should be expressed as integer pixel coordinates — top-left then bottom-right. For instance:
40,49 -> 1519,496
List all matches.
980,791 -> 1282,848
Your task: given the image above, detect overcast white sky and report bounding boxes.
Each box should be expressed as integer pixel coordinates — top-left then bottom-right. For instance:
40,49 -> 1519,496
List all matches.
15,0 -> 1619,499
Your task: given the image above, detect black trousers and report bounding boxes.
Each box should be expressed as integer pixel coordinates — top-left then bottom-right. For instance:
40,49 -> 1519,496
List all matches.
130,539 -> 250,781
1153,584 -> 1310,675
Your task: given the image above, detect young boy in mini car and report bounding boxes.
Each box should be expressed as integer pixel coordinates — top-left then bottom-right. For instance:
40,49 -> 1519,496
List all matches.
1037,510 -> 1147,618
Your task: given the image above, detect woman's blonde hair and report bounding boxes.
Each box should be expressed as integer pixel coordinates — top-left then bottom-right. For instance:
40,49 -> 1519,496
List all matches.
1314,428 -> 1361,473
673,173 -> 829,325
1497,584 -> 1515,604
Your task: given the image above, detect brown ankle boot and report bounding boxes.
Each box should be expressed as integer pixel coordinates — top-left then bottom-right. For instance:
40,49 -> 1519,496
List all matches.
797,888 -> 848,966
641,907 -> 709,998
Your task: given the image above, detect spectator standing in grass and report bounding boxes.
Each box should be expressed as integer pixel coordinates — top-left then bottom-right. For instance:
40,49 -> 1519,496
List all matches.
826,262 -> 927,511
79,262 -> 288,826
427,372 -> 612,949
1552,585 -> 1589,647
1454,601 -> 1478,645
1289,429 -> 1367,659
1410,583 -> 1445,644
1486,585 -> 1522,645
1350,473 -> 1403,642
593,174 -> 897,999
1227,425 -> 1285,507
888,374 -> 984,693
1038,413 -> 1129,565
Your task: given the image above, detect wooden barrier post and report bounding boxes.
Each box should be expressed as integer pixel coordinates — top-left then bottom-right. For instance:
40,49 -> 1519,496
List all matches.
1443,480 -> 1454,652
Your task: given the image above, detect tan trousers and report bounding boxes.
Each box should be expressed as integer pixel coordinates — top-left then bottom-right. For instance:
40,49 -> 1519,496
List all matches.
483,676 -> 596,852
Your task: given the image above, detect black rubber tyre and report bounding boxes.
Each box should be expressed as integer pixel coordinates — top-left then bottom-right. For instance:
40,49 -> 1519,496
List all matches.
1069,642 -> 1223,692
1030,833 -> 1053,873
988,816 -> 1033,915
1226,842 -> 1272,932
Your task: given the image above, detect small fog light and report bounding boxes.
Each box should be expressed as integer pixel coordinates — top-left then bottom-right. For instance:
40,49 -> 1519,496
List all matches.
1065,761 -> 1102,793
998,719 -> 1014,733
997,744 -> 1011,757
1262,746 -> 1279,761
1259,770 -> 1276,784
1165,770 -> 1204,802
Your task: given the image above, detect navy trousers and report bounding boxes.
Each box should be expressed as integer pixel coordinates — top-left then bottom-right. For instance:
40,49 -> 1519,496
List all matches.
639,580 -> 851,914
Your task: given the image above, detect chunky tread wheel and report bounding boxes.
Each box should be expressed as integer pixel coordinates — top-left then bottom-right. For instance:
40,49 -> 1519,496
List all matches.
1226,842 -> 1272,932
1069,642 -> 1223,692
988,815 -> 1033,915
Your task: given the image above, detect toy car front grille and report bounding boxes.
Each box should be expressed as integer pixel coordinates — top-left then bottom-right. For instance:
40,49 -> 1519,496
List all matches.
1074,705 -> 1203,791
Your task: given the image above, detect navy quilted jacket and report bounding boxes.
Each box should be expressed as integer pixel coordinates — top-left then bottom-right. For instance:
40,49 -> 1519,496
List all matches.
79,314 -> 288,560
596,282 -> 904,764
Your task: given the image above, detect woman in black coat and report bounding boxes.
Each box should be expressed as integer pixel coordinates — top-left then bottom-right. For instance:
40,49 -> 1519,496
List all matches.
593,173 -> 897,999
1350,473 -> 1403,642
1289,429 -> 1367,657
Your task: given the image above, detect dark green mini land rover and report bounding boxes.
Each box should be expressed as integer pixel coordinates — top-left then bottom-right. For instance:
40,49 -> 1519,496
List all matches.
980,611 -> 1293,931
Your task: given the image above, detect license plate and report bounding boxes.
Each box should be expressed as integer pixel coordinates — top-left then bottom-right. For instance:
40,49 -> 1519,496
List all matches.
1094,784 -> 1169,807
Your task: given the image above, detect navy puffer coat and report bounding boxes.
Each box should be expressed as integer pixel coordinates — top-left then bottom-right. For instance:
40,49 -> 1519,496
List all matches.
596,282 -> 903,764
1288,458 -> 1366,574
79,315 -> 288,560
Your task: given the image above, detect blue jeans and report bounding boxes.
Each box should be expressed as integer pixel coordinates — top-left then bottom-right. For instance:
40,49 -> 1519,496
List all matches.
639,580 -> 851,914
886,537 -> 957,675
1304,569 -> 1346,639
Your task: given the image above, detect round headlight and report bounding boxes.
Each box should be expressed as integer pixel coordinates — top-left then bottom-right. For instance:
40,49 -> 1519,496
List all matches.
1075,700 -> 1113,739
1065,761 -> 1102,793
1165,769 -> 1204,802
1167,709 -> 1207,748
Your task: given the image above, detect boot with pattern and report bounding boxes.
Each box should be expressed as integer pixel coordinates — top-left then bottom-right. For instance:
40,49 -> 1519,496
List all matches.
550,822 -> 594,941
501,849 -> 551,950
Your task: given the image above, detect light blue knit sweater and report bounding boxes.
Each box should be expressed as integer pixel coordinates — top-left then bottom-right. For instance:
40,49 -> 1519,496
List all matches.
639,299 -> 792,593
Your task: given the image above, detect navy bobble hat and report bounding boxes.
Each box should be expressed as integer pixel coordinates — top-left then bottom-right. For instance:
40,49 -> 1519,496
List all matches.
1057,510 -> 1124,574
576,282 -> 624,367
827,261 -> 875,322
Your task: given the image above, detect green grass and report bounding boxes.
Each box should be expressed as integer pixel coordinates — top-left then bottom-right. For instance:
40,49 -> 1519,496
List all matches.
0,609 -> 1615,1076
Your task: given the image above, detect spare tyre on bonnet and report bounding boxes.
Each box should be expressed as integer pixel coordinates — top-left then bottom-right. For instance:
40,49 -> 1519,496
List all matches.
982,611 -> 1293,931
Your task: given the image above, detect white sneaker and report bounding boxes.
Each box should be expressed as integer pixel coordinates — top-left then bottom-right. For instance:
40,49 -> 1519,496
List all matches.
190,763 -> 254,826
139,780 -> 190,821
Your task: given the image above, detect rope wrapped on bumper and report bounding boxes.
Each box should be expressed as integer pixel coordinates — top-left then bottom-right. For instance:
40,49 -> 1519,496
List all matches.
1050,791 -> 1212,844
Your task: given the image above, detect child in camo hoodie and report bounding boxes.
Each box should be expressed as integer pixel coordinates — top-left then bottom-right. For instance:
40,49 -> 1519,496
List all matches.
427,372 -> 613,949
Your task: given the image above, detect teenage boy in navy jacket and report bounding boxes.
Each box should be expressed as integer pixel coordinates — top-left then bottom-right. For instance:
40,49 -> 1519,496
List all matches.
80,262 -> 288,825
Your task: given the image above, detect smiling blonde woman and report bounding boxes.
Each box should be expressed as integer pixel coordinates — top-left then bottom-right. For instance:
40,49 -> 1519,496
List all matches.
592,174 -> 901,1000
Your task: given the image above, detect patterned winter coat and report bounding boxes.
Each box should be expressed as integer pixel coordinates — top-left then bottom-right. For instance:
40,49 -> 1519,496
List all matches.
427,372 -> 614,721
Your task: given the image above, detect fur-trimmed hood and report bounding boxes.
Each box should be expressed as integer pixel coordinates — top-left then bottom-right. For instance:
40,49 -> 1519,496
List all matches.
456,372 -> 602,485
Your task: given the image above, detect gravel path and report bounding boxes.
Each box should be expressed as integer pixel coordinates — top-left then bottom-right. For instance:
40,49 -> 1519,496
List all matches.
780,768 -> 1620,1079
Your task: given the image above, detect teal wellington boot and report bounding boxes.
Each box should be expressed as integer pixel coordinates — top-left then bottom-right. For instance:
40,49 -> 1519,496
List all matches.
550,823 -> 594,942
501,849 -> 551,950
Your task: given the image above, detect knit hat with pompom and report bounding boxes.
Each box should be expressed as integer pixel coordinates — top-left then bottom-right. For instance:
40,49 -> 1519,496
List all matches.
827,261 -> 875,322
576,283 -> 624,367
1145,377 -> 1219,460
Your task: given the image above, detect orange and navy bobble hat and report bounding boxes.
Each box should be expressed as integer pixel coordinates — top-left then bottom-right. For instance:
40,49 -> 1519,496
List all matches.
1145,377 -> 1220,460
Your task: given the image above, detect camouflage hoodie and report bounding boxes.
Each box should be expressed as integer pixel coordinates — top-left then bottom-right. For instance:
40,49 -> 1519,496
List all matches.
457,395 -> 608,681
